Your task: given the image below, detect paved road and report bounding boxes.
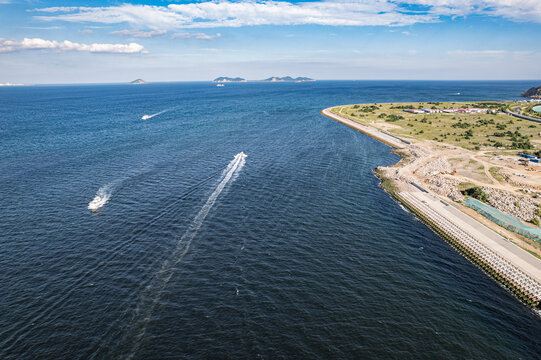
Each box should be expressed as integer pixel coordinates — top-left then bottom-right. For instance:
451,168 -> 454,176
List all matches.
506,108 -> 541,123
400,189 -> 541,300
321,108 -> 408,149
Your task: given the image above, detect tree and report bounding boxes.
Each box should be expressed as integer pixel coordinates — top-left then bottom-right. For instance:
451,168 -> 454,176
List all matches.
462,186 -> 488,202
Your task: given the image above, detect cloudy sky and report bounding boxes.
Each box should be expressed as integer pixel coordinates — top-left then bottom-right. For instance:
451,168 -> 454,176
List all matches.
1,0 -> 540,83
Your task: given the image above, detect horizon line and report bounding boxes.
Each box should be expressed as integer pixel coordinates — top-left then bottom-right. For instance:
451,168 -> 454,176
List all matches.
4,79 -> 541,86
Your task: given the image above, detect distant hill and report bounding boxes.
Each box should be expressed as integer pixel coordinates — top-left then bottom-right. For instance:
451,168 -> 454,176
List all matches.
262,76 -> 314,82
130,79 -> 147,84
213,77 -> 246,82
521,86 -> 541,98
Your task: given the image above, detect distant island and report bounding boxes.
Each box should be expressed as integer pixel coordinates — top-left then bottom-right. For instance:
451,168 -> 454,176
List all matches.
521,86 -> 541,99
262,76 -> 314,82
212,76 -> 315,82
130,79 -> 147,85
213,77 -> 246,82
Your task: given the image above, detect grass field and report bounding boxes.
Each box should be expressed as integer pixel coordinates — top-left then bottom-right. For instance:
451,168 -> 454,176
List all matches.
489,166 -> 505,182
333,102 -> 541,151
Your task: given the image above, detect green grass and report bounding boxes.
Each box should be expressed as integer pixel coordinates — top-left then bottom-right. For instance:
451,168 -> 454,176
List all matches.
337,101 -> 541,151
458,182 -> 476,191
374,168 -> 397,193
489,166 -> 505,182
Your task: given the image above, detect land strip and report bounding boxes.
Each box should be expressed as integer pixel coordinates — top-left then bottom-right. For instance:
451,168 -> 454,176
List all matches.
321,108 -> 407,148
322,104 -> 541,307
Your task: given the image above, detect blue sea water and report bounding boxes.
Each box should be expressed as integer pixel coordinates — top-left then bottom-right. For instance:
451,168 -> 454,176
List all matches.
1,81 -> 540,359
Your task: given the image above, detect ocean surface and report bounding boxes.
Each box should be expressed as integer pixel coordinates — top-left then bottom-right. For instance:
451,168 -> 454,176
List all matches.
1,81 -> 540,359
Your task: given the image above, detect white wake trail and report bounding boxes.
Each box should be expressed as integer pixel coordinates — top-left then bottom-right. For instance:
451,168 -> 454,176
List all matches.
88,185 -> 112,211
141,109 -> 170,120
124,152 -> 247,358
88,167 -> 153,212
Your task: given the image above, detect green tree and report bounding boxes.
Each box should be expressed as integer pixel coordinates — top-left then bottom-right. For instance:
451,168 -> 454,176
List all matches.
462,186 -> 488,202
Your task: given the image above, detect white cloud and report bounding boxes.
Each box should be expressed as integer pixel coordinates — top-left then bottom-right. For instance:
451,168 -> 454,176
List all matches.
111,29 -> 167,38
31,1 -> 541,30
33,2 -> 435,29
171,32 -> 221,40
0,37 -> 146,54
406,0 -> 541,22
31,7 -> 85,13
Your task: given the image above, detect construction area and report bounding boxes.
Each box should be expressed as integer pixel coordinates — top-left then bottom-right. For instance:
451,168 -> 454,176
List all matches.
322,102 -> 541,308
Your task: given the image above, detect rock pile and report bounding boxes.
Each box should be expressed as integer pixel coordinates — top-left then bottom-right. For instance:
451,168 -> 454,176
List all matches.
416,157 -> 454,177
377,143 -> 541,225
482,186 -> 541,223
425,176 -> 464,201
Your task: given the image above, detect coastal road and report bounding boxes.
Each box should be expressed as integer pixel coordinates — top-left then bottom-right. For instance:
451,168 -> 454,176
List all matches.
400,189 -> 541,301
321,108 -> 408,149
506,107 -> 541,123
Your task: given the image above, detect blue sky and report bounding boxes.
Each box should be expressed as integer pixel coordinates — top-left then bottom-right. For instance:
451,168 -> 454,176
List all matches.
1,0 -> 540,83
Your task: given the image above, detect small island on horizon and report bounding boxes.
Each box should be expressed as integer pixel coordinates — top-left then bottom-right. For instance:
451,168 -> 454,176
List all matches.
262,76 -> 314,82
130,79 -> 147,85
213,76 -> 315,83
213,77 -> 247,82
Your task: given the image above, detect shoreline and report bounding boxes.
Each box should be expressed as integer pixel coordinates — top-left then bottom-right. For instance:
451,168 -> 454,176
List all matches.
322,106 -> 541,308
321,108 -> 408,148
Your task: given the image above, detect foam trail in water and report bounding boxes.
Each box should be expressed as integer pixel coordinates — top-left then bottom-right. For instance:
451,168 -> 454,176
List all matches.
124,152 -> 247,358
88,166 -> 152,211
141,108 -> 170,120
88,185 -> 112,211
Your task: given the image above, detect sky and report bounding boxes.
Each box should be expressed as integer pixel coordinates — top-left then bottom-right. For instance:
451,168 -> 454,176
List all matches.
1,0 -> 540,83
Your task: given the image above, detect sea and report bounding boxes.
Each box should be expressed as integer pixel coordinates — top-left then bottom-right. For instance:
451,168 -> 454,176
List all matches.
1,81 -> 540,359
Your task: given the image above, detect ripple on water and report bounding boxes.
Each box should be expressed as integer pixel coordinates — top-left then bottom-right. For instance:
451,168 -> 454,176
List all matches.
1,81 -> 540,359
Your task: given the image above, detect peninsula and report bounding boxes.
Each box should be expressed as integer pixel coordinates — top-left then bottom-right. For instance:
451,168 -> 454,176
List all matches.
323,101 -> 541,308
521,86 -> 541,99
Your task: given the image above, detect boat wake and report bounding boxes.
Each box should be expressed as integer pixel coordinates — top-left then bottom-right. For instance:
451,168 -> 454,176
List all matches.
141,109 -> 170,120
123,152 -> 247,358
88,167 -> 152,212
88,185 -> 112,211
